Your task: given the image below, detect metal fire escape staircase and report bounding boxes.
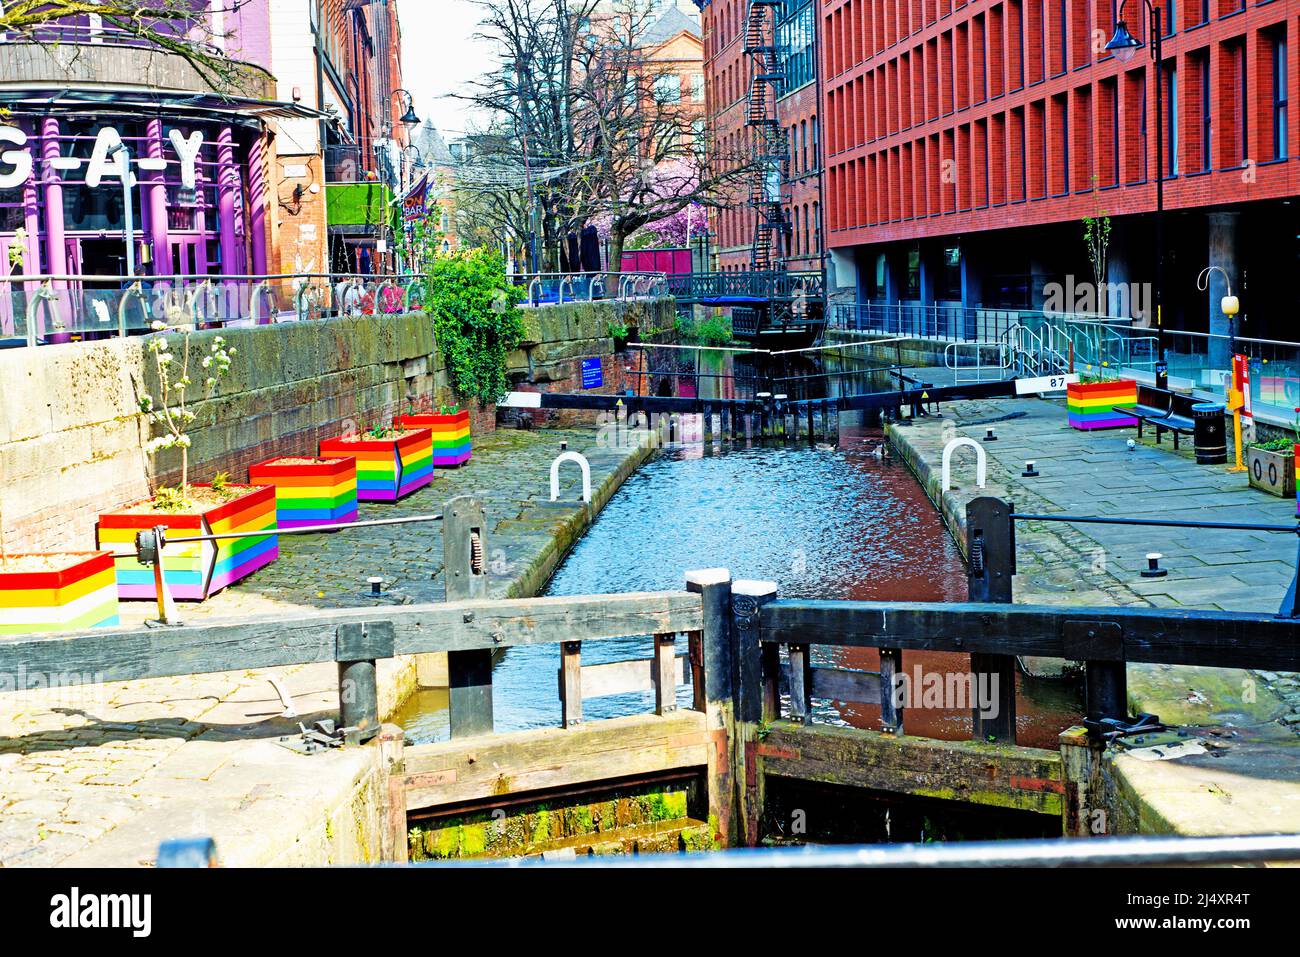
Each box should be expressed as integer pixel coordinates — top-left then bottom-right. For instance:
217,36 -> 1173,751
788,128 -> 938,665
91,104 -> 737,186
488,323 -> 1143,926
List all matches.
744,0 -> 789,272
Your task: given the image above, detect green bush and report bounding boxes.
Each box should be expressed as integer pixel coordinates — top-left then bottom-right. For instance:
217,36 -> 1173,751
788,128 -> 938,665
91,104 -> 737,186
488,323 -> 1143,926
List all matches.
674,312 -> 733,346
424,248 -> 526,405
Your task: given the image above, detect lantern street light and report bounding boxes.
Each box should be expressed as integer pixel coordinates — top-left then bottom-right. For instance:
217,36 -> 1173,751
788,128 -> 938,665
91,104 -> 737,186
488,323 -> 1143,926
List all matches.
391,88 -> 420,131
1106,2 -> 1167,370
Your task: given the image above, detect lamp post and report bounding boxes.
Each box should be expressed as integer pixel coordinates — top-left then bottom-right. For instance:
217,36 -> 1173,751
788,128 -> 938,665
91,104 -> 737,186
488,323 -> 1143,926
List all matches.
1107,2 -> 1166,370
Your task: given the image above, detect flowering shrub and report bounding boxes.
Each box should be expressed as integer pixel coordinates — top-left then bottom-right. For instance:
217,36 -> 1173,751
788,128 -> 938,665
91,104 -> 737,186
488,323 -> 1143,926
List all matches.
138,319 -> 235,500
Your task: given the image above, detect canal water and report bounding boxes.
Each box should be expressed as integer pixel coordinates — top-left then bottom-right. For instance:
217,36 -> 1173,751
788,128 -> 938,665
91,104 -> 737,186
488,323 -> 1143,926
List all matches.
397,421 -> 1081,749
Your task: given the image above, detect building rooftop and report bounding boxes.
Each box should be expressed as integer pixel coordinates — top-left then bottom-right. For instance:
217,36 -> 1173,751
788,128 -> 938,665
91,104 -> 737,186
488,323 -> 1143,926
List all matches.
642,6 -> 701,46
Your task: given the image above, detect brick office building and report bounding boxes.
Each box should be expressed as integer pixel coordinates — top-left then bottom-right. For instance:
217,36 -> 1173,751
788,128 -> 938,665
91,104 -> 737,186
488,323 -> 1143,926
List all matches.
819,0 -> 1300,347
701,0 -> 826,272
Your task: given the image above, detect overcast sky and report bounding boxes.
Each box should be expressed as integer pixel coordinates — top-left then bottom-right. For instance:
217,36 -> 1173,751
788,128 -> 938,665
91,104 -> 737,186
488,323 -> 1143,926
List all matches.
396,0 -> 495,139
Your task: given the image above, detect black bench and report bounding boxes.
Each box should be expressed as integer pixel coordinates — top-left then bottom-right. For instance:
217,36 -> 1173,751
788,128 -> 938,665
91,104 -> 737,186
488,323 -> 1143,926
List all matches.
1116,385 -> 1199,450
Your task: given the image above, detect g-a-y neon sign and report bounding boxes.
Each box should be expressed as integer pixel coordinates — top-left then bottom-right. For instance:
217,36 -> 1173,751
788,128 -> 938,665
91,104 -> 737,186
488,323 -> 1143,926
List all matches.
0,123 -> 205,191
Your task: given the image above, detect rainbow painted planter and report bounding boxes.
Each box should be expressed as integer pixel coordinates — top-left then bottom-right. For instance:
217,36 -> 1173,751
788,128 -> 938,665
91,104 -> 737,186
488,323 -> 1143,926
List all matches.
0,552 -> 120,635
248,456 -> 359,530
1066,379 -> 1139,430
96,485 -> 279,601
319,429 -> 433,502
398,411 -> 472,467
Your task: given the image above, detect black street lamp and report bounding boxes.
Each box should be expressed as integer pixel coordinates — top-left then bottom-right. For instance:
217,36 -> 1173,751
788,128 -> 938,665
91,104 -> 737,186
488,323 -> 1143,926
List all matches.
391,88 -> 420,131
1107,2 -> 1168,378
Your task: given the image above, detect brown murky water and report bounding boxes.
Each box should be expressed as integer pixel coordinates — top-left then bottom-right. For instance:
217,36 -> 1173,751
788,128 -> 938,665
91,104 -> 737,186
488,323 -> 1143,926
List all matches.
399,421 -> 1081,747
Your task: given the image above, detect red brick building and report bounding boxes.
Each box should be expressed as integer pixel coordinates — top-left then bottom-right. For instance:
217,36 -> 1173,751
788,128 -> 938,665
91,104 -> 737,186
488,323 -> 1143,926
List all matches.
820,0 -> 1300,345
701,0 -> 826,272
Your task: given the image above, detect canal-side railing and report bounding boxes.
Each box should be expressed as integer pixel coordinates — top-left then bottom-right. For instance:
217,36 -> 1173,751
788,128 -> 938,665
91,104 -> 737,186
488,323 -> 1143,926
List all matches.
6,495 -> 1300,856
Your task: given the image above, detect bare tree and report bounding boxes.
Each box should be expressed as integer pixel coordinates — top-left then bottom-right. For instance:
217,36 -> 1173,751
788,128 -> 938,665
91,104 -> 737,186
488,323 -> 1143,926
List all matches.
572,0 -> 752,271
0,1 -> 260,94
464,0 -> 755,272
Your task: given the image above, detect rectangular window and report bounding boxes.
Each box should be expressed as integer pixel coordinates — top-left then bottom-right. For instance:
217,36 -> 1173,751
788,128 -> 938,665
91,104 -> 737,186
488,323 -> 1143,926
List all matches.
691,73 -> 705,102
1200,55 -> 1211,171
653,73 -> 681,103
1274,35 -> 1289,160
1165,64 -> 1178,175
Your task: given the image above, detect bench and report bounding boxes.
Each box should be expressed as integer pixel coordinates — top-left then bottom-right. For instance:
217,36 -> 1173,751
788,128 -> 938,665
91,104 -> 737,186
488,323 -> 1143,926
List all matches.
1116,385 -> 1198,450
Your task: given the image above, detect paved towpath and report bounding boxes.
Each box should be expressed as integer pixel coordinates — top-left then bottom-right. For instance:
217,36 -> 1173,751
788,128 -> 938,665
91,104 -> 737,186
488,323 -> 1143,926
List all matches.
0,424 -> 650,866
890,397 -> 1300,836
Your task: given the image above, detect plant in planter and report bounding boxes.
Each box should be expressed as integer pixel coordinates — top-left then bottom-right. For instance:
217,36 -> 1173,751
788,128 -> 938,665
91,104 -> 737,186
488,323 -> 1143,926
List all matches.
0,551 -> 121,635
98,326 -> 279,601
248,456 -> 359,530
1066,364 -> 1138,430
1247,436 -> 1297,497
396,396 -> 472,468
319,409 -> 433,502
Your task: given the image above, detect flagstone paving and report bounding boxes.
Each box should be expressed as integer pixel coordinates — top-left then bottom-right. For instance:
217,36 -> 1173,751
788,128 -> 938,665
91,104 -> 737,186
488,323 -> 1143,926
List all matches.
0,423 -> 652,867
889,397 -> 1300,837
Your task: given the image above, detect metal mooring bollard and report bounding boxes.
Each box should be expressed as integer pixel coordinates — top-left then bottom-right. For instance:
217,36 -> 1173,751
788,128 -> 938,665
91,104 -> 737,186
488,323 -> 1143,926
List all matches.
1142,553 -> 1168,578
983,427 -> 998,442
1022,460 -> 1040,477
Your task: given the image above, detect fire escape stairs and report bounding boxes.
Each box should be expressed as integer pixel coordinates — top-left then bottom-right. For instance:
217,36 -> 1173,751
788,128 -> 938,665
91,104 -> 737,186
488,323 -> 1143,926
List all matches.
744,1 -> 790,274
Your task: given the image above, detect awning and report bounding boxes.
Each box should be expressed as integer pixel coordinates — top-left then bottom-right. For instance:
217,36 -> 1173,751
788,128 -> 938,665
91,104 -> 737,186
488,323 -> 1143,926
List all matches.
0,88 -> 329,127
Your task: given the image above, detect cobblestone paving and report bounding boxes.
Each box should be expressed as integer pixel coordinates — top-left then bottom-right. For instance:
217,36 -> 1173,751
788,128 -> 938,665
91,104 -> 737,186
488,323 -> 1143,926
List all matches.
0,424 -> 648,867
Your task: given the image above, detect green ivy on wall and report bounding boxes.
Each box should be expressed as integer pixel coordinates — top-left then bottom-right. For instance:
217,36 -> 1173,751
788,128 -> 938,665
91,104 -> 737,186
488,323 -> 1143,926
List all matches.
425,248 -> 525,405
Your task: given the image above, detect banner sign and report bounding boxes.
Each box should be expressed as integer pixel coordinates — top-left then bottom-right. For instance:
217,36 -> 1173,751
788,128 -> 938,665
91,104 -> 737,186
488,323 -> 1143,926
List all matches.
402,172 -> 431,223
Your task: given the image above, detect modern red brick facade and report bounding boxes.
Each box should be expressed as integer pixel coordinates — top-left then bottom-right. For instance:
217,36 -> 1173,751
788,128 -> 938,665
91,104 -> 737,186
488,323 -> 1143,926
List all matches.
819,0 -> 1300,340
701,0 -> 826,272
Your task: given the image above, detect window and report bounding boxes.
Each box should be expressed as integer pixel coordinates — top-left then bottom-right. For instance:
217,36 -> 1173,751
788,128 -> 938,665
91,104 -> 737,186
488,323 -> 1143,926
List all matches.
1274,35 -> 1289,160
1165,64 -> 1178,175
691,74 -> 705,102
1200,55 -> 1211,172
653,73 -> 680,103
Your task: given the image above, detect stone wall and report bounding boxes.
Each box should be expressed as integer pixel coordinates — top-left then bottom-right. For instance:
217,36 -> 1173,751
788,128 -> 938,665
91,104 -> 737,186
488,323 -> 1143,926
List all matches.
0,313 -> 442,553
0,296 -> 669,553
505,296 -> 677,427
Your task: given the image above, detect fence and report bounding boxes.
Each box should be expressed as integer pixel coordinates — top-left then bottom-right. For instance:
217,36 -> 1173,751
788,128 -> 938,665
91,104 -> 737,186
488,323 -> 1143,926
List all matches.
513,271 -> 669,307
6,493 -> 1300,859
0,272 -> 430,347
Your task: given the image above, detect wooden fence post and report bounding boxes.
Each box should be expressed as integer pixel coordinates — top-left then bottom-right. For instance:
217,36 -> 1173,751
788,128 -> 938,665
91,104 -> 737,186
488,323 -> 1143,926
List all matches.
336,620 -> 393,745
377,723 -> 408,863
559,641 -> 582,728
967,496 -> 1018,743
653,633 -> 677,714
686,568 -> 735,848
444,496 -> 493,738
1059,725 -> 1109,838
730,579 -> 779,847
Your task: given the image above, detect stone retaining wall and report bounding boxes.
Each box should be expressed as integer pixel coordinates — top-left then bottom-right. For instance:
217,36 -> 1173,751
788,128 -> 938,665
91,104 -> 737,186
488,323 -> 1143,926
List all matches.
0,314 -> 444,552
506,297 -> 677,427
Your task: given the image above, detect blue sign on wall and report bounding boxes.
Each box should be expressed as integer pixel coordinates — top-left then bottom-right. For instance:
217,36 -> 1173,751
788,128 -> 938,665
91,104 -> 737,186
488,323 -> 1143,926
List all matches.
581,357 -> 603,390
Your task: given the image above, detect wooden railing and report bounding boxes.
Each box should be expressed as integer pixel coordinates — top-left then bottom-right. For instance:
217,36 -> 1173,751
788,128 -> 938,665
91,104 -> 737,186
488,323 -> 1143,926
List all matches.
6,495 -> 1300,854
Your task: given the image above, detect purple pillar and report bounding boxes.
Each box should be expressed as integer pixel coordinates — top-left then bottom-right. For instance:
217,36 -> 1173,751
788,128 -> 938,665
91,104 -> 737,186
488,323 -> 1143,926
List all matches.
248,133 -> 268,276
40,117 -> 67,278
217,127 -> 239,276
193,153 -> 209,275
146,119 -> 170,276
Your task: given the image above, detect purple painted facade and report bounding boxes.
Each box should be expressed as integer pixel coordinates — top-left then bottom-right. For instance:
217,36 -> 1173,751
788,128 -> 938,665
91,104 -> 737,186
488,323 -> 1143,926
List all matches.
0,6 -> 275,341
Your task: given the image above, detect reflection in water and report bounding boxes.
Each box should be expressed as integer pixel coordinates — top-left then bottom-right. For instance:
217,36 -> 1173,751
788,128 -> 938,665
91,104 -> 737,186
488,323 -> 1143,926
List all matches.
398,423 -> 1081,747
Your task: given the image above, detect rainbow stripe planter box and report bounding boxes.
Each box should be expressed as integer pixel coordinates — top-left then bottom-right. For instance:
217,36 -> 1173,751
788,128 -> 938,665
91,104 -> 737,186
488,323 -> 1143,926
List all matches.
319,429 -> 433,502
1067,380 -> 1139,430
398,411 -> 472,467
96,485 -> 279,601
0,552 -> 120,635
248,456 -> 359,530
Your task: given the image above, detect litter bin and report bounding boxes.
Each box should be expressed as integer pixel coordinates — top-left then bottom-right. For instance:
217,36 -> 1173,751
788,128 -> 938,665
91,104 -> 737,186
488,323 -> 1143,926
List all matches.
1192,402 -> 1227,465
